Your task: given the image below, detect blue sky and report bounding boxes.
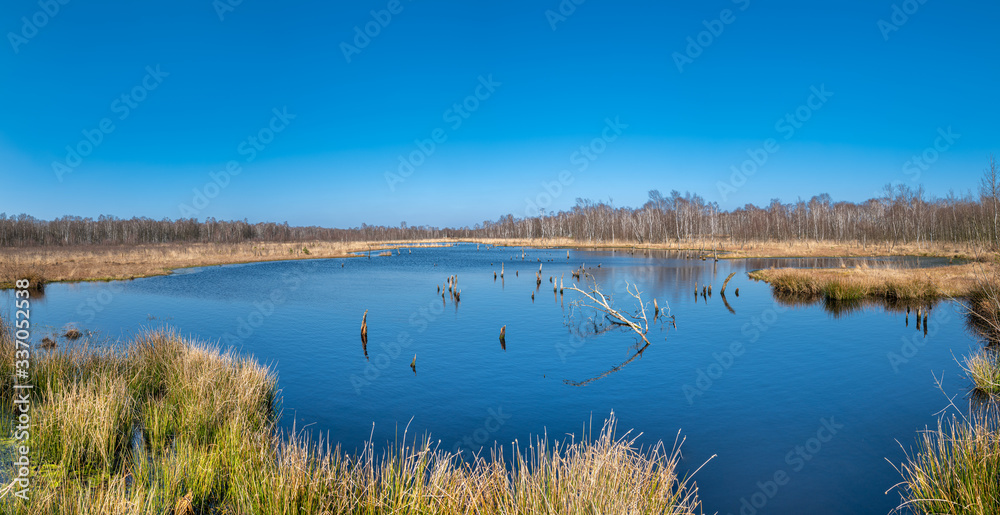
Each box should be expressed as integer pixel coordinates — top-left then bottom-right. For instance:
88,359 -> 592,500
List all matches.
1,0 -> 997,227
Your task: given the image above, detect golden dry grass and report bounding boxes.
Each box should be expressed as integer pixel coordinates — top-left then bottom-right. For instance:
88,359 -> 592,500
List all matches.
963,349 -> 1000,395
749,263 -> 985,299
468,237 -> 985,259
0,325 -> 707,514
0,237 -> 988,288
0,240 -> 450,287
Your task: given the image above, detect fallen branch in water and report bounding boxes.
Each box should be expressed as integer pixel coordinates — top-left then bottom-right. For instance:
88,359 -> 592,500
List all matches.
566,281 -> 651,346
721,272 -> 737,294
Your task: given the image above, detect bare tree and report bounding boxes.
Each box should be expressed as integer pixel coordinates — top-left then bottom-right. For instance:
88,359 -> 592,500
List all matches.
566,280 -> 652,346
981,154 -> 1000,249
559,279 -> 678,387
4,158 -> 999,249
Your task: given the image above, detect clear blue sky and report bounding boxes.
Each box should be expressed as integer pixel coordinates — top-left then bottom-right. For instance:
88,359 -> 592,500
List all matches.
1,0 -> 997,227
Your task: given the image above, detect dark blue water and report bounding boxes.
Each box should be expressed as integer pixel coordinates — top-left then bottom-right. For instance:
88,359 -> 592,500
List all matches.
1,244 -> 980,514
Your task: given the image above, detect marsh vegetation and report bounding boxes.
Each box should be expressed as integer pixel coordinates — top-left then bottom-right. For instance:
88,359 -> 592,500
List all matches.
4,162 -> 1000,512
0,323 -> 706,514
748,263 -> 981,301
892,265 -> 1000,514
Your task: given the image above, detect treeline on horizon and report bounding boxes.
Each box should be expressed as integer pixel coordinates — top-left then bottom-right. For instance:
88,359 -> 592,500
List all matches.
3,166 -> 999,249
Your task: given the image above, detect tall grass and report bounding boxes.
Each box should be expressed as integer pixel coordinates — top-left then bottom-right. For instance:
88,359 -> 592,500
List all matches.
0,324 -> 705,514
962,268 -> 1000,396
895,263 -> 1000,514
968,273 -> 1000,345
34,376 -> 134,476
750,267 -> 944,301
963,349 -> 1000,396
896,414 -> 1000,514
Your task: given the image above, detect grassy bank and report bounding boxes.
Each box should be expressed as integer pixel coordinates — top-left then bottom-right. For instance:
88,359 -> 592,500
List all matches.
748,263 -> 983,301
1,238 -> 986,289
897,413 -> 1000,514
964,349 -> 1000,396
892,264 -> 1000,514
469,237 -> 981,260
0,240 -> 451,288
0,324 -> 705,514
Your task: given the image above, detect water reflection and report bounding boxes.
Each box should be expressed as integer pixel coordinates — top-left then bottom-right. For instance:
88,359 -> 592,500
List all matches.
965,305 -> 1000,346
1,244 -> 984,515
969,389 -> 1000,419
565,341 -> 651,387
771,290 -> 944,321
561,281 -> 678,387
742,255 -> 960,270
720,292 -> 735,314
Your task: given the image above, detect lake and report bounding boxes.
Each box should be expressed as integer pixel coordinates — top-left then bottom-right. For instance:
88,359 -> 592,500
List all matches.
1,244 -> 980,514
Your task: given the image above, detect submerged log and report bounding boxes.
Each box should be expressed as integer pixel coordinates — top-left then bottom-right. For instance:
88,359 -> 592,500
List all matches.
721,272 -> 737,294
499,325 -> 506,345
360,310 -> 368,339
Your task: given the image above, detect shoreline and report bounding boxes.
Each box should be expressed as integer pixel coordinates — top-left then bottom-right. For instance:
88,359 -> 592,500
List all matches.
464,237 -> 981,260
0,328 -> 704,514
0,238 -> 989,289
748,263 -> 987,300
0,240 -> 453,289
0,243 -> 995,513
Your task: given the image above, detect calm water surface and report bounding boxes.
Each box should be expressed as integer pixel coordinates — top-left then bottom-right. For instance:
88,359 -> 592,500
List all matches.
1,244 -> 981,514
